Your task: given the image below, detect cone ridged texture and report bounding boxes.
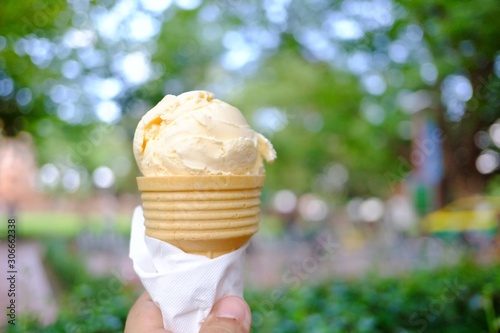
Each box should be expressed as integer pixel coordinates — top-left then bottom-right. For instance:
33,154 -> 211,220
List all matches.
137,175 -> 265,258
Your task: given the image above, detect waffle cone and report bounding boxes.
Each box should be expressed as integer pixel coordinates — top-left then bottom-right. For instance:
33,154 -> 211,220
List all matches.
137,175 -> 265,258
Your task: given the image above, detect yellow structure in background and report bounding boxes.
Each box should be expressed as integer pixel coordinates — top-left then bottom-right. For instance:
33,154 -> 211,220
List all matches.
423,196 -> 500,235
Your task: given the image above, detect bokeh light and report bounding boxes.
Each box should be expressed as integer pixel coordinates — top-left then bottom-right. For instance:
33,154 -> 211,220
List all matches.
272,189 -> 298,214
92,166 -> 116,188
359,197 -> 385,222
476,150 -> 499,174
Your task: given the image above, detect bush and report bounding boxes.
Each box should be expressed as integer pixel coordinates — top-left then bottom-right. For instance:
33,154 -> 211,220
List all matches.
245,260 -> 500,332
5,239 -> 499,332
6,239 -> 138,333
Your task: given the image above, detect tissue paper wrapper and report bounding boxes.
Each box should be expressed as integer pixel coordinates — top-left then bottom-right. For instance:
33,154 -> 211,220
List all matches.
129,206 -> 247,332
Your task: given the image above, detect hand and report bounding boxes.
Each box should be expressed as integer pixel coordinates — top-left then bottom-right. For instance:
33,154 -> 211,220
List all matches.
125,290 -> 252,333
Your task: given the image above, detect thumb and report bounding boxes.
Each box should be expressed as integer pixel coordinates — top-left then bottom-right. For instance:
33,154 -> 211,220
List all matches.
200,296 -> 252,333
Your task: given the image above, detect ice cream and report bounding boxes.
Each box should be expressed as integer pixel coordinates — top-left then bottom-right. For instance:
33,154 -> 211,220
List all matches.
133,90 -> 276,258
133,90 -> 276,176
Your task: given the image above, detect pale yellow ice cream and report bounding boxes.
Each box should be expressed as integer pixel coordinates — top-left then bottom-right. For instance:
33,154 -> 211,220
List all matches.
133,90 -> 276,176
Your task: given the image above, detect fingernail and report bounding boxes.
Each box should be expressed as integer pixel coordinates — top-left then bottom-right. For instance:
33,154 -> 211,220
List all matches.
213,296 -> 248,321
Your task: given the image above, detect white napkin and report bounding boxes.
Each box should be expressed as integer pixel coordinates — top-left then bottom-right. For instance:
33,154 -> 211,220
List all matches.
129,206 -> 247,332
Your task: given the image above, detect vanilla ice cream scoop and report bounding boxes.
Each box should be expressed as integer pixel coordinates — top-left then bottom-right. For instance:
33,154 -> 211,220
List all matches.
133,91 -> 276,176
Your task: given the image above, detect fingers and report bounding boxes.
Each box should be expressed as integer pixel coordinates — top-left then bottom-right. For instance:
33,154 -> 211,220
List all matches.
200,296 -> 252,333
125,292 -> 252,333
125,290 -> 172,333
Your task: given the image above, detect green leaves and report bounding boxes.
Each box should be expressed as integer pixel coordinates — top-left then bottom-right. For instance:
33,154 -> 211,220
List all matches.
246,261 -> 500,332
2,0 -> 499,196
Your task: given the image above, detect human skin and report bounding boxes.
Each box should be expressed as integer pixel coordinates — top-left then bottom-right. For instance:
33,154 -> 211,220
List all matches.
125,291 -> 252,333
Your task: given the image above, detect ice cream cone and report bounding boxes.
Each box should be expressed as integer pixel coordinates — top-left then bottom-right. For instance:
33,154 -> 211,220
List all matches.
137,175 -> 265,258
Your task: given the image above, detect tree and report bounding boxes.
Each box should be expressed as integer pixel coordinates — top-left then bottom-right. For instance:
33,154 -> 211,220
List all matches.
1,0 -> 498,201
401,0 -> 500,200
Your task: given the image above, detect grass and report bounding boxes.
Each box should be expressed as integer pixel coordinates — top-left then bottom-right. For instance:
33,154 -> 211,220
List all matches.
0,211 -> 284,239
0,212 -> 132,238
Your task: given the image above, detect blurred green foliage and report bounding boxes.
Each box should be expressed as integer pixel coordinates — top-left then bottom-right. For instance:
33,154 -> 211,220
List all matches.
1,0 -> 499,199
6,239 -> 137,333
6,239 -> 499,332
247,261 -> 500,332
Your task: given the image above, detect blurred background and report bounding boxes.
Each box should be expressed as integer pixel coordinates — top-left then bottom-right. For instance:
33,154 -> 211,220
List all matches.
0,0 -> 499,332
